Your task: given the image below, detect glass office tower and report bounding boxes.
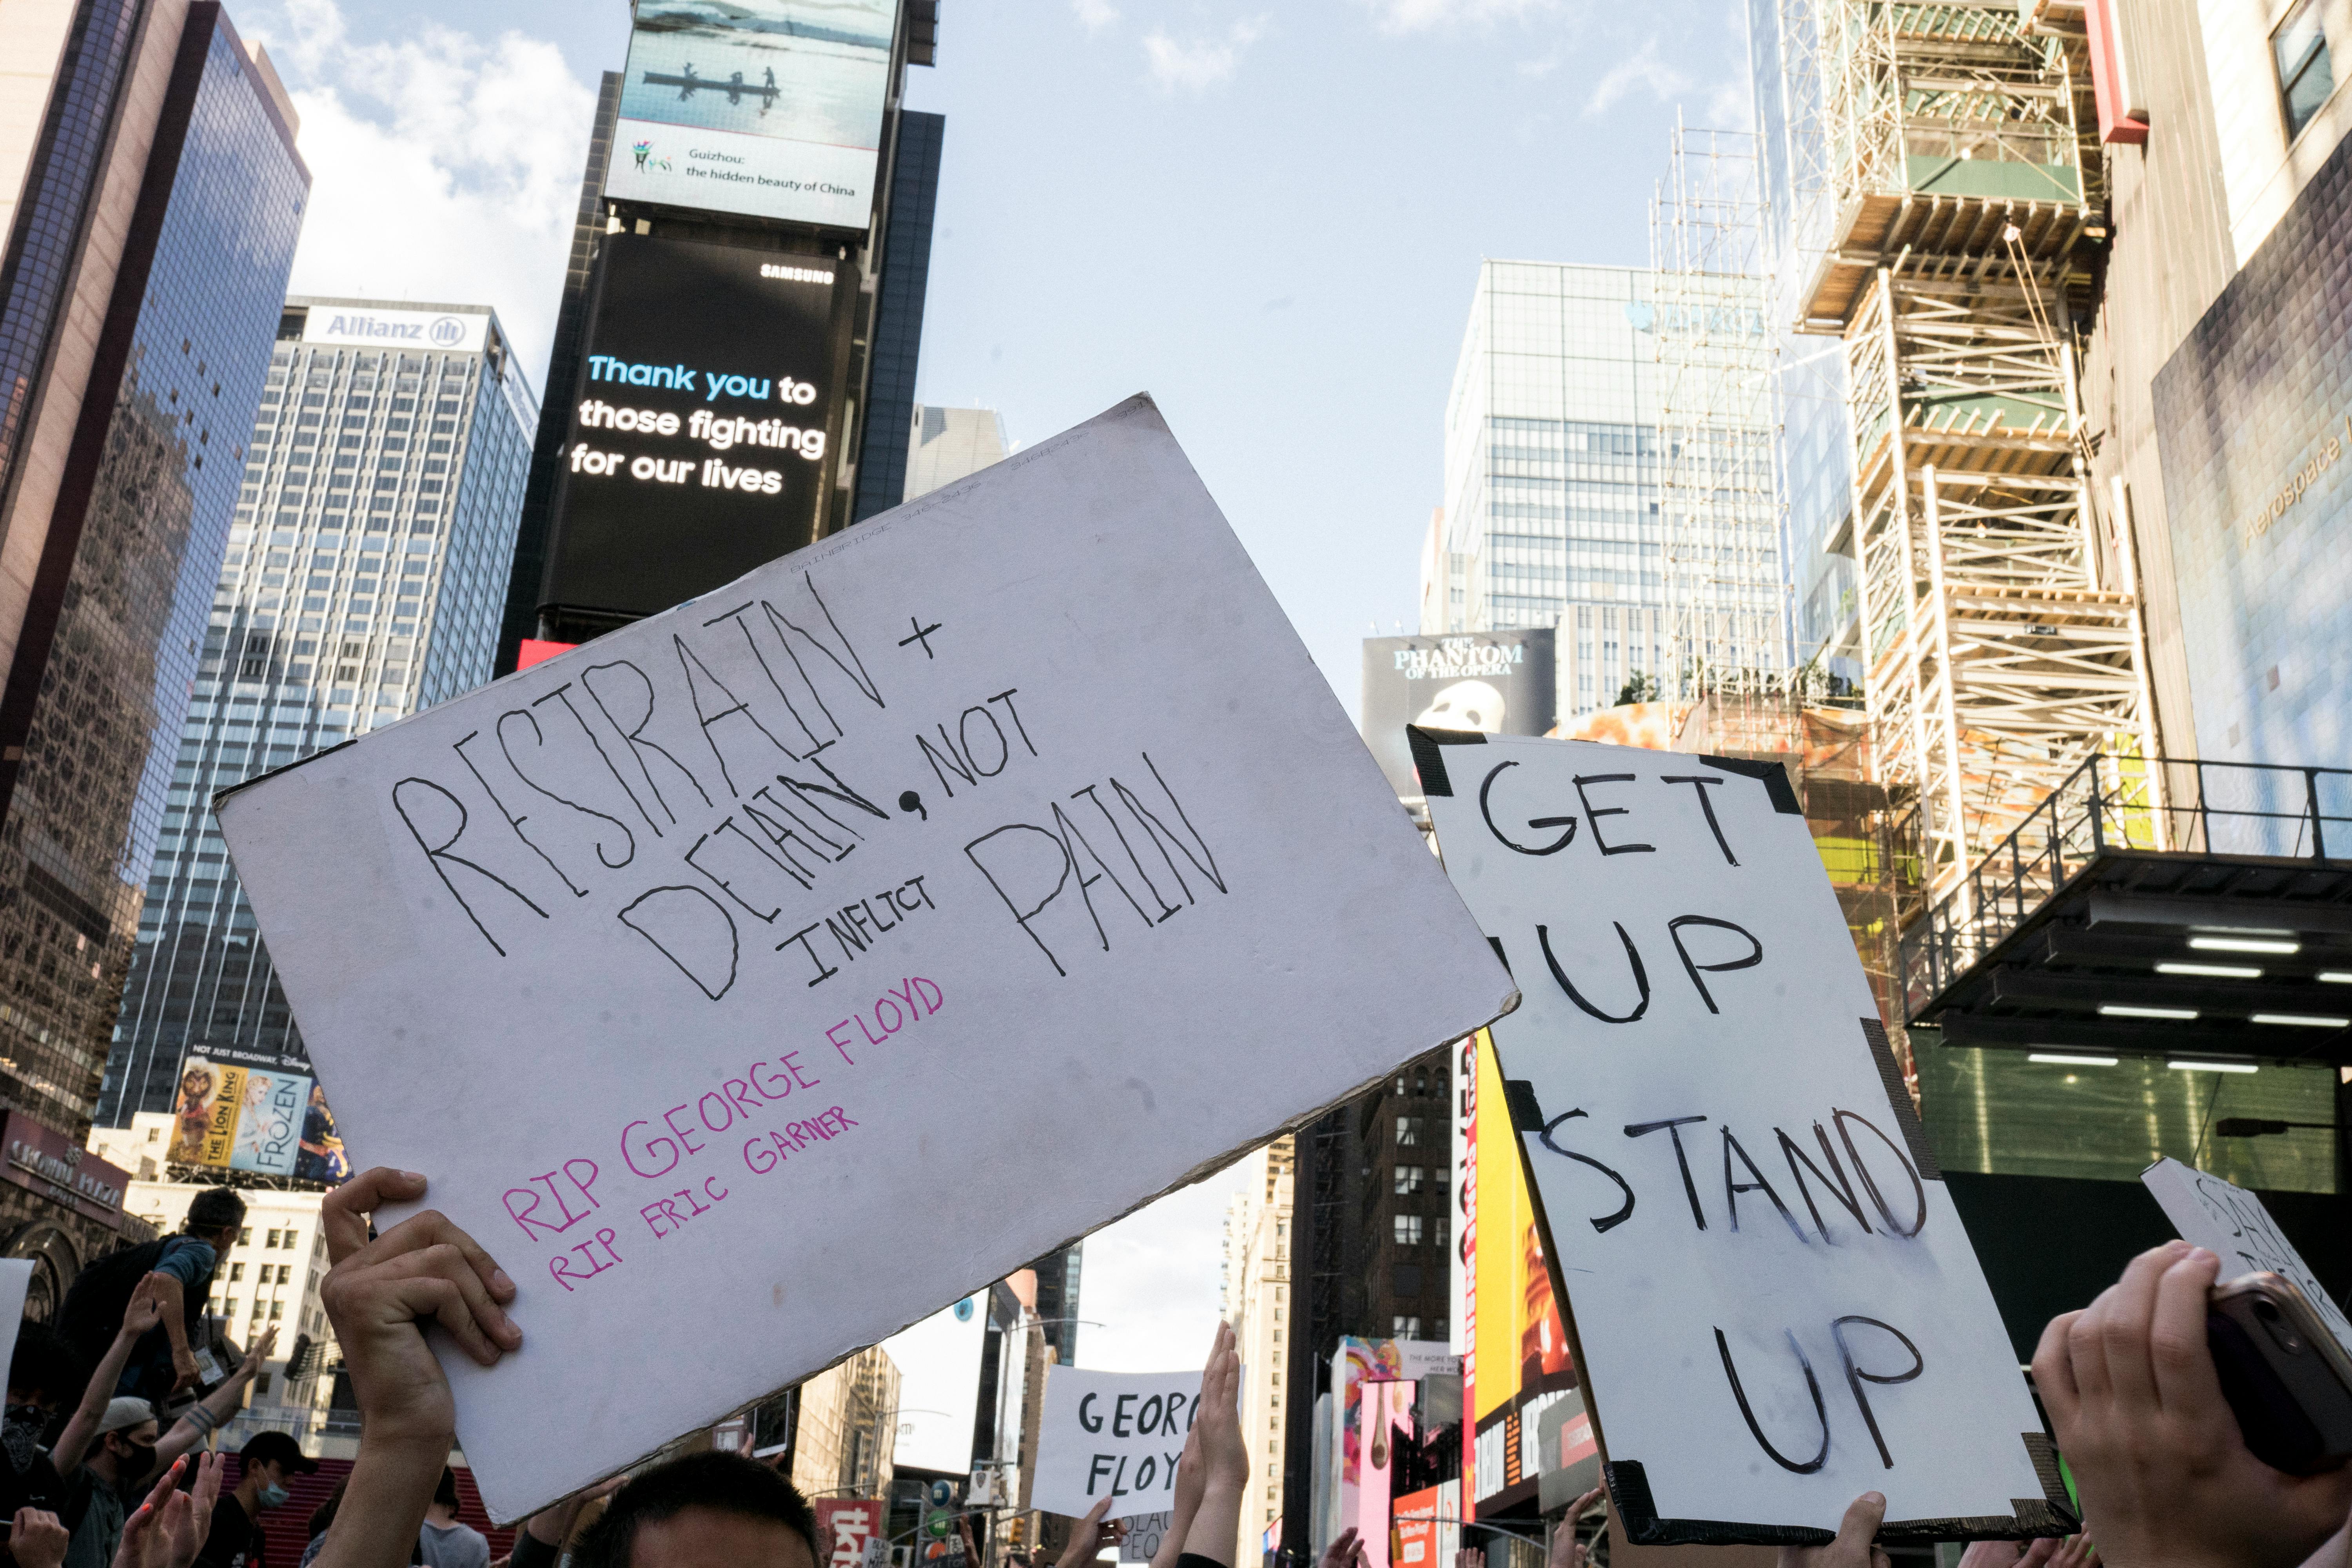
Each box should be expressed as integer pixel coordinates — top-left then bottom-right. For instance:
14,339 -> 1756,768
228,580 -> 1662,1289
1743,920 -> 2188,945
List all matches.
0,5 -> 305,1134
99,298 -> 535,1127
1434,262 -> 1677,718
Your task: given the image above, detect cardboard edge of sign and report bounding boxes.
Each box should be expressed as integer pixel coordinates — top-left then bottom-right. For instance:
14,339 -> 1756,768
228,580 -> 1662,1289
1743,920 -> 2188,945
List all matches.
1603,1452 -> 2080,1547
1405,724 -> 1801,815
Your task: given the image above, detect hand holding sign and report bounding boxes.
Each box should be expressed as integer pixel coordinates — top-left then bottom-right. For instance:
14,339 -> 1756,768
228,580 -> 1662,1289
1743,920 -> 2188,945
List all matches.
2032,1243 -> 2352,1568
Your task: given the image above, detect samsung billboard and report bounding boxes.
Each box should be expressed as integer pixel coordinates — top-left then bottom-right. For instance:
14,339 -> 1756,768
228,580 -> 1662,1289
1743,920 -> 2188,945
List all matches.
542,234 -> 846,620
603,0 -> 895,230
1360,630 -> 1556,800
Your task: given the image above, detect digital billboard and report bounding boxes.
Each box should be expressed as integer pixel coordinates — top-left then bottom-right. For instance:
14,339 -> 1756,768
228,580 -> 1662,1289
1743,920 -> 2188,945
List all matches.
542,233 -> 844,620
1360,632 -> 1556,800
604,0 -> 894,229
167,1046 -> 349,1183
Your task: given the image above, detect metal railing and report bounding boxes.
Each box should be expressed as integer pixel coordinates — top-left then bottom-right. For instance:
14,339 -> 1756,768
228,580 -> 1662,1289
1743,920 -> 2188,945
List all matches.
1898,755 -> 2352,1017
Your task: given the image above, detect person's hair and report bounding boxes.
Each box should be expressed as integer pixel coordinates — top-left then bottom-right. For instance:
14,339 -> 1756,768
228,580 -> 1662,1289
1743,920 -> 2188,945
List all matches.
7,1323 -> 87,1405
434,1467 -> 460,1509
572,1453 -> 820,1568
186,1187 -> 246,1236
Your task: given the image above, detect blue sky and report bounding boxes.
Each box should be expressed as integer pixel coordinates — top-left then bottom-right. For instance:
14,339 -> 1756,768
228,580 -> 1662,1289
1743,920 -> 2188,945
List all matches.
232,0 -> 1751,1394
242,0 -> 1751,712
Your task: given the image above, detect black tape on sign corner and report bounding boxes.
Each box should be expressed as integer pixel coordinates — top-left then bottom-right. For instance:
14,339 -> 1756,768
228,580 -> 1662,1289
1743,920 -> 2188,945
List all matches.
1504,1078 -> 1545,1132
2023,1432 -> 2079,1520
1859,1016 -> 1941,1179
1406,725 -> 1486,799
1699,754 -> 1802,816
1602,1463 -> 1830,1548
1876,1506 -> 2077,1546
1488,935 -> 1511,976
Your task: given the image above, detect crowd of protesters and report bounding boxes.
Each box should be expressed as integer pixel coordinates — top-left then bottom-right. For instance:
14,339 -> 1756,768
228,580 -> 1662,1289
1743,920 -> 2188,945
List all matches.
0,1168 -> 2345,1568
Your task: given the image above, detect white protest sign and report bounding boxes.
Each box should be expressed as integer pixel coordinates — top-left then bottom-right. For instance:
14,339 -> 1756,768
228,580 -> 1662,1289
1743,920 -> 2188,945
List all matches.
2143,1157 -> 2352,1357
1121,1513 -> 1175,1562
1031,1366 -> 1199,1519
215,398 -> 1512,1521
0,1260 -> 30,1379
1418,732 -> 2063,1545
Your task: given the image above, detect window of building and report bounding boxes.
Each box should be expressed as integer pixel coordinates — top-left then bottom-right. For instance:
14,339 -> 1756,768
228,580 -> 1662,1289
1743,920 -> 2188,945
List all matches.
223,1299 -> 237,1319
2277,0 -> 2335,139
1394,1214 -> 1423,1246
229,1263 -> 243,1282
1392,1316 -> 1421,1337
1395,1165 -> 1426,1194
1396,1116 -> 1423,1147
238,1229 -> 251,1247
270,1301 -> 283,1319
266,1229 -> 281,1248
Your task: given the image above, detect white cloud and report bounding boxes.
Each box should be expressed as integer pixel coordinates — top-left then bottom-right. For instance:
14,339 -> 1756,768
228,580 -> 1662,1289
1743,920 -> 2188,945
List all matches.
1074,0 -> 1121,31
1360,0 -> 1550,35
1070,1163 -> 1254,1372
252,0 -> 596,393
1142,16 -> 1269,94
1584,37 -> 1692,117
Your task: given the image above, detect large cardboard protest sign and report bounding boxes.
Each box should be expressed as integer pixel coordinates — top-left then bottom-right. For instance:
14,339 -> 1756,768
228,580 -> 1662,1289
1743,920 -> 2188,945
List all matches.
1416,732 -> 2067,1545
214,398 -> 1511,1520
2143,1157 -> 2352,1357
1031,1366 -> 1200,1519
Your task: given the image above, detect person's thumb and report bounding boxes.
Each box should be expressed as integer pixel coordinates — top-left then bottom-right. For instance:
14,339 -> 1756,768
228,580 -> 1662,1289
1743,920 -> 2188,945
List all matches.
1831,1494 -> 1886,1565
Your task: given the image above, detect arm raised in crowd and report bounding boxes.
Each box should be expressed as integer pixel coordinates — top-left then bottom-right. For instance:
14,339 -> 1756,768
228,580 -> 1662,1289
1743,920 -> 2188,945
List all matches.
1179,1323 -> 1247,1568
51,1276 -> 165,1474
2033,1241 -> 2352,1568
1149,1428 -> 1206,1568
111,1452 -> 223,1568
312,1168 -> 523,1568
154,1327 -> 277,1476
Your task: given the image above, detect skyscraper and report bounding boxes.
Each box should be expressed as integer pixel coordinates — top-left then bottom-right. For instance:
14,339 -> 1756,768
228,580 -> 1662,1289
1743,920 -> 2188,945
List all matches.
904,404 -> 1009,500
100,297 -> 535,1129
0,1 -> 305,1136
1432,263 -> 1670,719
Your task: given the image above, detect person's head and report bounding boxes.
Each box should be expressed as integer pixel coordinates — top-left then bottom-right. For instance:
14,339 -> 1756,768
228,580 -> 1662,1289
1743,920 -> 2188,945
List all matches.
92,1398 -> 158,1478
573,1453 -> 820,1568
6,1323 -> 86,1413
433,1466 -> 461,1512
238,1430 -> 318,1508
185,1187 -> 247,1249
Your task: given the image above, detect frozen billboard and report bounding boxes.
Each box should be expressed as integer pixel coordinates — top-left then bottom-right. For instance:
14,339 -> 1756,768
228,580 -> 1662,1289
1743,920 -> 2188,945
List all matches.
604,0 -> 895,230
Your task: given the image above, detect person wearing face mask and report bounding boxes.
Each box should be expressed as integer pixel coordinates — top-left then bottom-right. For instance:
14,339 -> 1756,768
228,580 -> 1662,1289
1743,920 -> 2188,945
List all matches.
195,1432 -> 318,1568
46,1275 -> 276,1568
0,1322 -> 87,1536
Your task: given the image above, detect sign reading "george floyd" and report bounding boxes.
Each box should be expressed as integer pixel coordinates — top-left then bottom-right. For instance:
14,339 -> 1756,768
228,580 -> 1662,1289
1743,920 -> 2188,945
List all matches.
217,398 -> 1512,1522
1030,1367 -> 1202,1520
1417,731 -> 2066,1546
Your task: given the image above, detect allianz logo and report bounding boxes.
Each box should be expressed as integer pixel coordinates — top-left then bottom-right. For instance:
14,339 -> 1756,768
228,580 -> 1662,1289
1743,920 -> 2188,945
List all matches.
326,313 -> 470,347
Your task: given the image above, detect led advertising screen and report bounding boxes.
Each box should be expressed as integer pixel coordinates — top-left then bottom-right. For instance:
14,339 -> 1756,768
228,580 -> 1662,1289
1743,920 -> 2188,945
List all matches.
543,233 -> 844,619
1360,631 -> 1556,800
604,0 -> 895,229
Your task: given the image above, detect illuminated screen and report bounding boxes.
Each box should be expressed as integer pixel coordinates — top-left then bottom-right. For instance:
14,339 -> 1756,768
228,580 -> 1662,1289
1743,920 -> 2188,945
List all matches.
604,0 -> 894,229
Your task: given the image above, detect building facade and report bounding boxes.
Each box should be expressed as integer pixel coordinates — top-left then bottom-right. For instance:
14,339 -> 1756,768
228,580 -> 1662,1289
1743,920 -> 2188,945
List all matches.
100,298 -> 535,1125
904,405 -> 1009,501
0,0 -> 304,1149
1432,262 -> 1781,719
790,1343 -> 903,1506
1221,1139 -> 1293,1542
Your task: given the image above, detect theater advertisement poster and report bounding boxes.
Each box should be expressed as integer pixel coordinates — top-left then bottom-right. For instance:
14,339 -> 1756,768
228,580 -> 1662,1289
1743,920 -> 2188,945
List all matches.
167,1048 -> 350,1183
1360,632 -> 1555,801
1465,1032 -> 1577,1514
603,0 -> 893,230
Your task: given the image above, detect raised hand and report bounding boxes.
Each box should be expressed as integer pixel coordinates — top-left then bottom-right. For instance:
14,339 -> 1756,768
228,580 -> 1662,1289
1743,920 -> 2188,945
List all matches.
2033,1241 -> 2352,1568
11,1507 -> 69,1568
319,1167 -> 521,1446
1321,1527 -> 1367,1568
1180,1322 -> 1247,1568
1546,1488 -> 1606,1568
240,1325 -> 280,1379
122,1274 -> 167,1339
1060,1497 -> 1126,1568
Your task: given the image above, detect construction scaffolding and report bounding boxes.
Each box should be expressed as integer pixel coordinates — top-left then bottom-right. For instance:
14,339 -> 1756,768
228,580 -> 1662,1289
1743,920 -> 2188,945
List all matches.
1801,0 -> 2158,904
1651,122 -> 1789,700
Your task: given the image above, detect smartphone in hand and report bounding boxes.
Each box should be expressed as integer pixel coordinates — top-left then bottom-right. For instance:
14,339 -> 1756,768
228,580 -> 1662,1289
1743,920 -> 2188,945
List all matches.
2209,1271 -> 2352,1474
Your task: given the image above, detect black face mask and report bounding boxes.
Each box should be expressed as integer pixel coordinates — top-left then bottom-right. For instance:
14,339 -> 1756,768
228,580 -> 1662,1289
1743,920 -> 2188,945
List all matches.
2,1403 -> 47,1474
116,1439 -> 157,1472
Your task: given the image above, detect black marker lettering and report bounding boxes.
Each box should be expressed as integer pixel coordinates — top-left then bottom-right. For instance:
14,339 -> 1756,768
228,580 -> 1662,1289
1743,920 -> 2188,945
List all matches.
582,659 -> 713,823
1831,1316 -> 1925,1469
1573,773 -> 1655,855
1715,1328 -> 1829,1474
1777,1124 -> 1873,1244
1721,1128 -> 1809,1242
1625,1116 -> 1709,1229
452,728 -> 587,898
965,824 -> 1074,976
1660,774 -> 1739,865
1667,915 -> 1764,1014
1539,921 -> 1651,1023
1478,760 -> 1577,855
505,701 -> 639,868
391,777 -> 549,957
617,885 -> 739,1000
1536,1109 -> 1635,1233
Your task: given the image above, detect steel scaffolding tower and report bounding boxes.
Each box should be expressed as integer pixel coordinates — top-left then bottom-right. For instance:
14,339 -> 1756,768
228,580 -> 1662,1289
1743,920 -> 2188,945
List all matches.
1651,122 -> 1788,699
1801,0 -> 2158,901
